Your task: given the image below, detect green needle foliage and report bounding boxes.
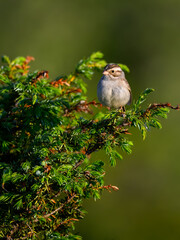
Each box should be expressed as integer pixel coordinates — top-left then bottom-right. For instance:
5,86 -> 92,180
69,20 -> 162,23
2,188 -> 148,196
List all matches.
0,52 -> 179,239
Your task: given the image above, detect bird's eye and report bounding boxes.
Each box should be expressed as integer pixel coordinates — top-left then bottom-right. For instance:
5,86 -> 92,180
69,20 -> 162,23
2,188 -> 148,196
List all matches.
111,70 -> 114,73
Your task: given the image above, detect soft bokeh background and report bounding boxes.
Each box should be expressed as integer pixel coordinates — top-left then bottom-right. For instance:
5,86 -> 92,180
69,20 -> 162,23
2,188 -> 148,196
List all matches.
1,0 -> 180,239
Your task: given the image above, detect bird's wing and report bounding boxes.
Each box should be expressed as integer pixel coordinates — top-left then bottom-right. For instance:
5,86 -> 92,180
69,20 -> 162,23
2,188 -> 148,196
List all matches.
122,78 -> 132,105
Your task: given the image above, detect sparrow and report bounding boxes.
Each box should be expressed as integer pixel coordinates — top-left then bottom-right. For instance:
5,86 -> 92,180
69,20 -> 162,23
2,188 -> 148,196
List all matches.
97,64 -> 132,109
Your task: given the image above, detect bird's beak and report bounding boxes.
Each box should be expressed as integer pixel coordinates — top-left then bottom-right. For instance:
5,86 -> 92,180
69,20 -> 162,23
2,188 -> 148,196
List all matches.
103,70 -> 109,75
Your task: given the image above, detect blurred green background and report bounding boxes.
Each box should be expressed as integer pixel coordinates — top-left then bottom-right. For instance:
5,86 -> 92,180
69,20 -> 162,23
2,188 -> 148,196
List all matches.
1,0 -> 180,239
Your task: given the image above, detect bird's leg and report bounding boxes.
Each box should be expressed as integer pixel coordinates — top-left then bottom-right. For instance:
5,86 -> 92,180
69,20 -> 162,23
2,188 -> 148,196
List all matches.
118,106 -> 125,112
118,106 -> 126,117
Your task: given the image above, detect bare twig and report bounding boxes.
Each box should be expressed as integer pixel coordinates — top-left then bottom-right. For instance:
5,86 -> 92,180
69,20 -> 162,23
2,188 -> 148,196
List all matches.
54,218 -> 79,230
147,103 -> 180,112
26,222 -> 37,237
34,193 -> 76,222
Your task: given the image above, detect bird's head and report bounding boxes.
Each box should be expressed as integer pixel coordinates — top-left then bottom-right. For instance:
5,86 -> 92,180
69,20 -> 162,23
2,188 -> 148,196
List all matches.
103,64 -> 124,80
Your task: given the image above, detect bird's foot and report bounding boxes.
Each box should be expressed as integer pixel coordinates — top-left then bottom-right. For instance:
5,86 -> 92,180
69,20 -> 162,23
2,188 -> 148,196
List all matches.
118,106 -> 126,117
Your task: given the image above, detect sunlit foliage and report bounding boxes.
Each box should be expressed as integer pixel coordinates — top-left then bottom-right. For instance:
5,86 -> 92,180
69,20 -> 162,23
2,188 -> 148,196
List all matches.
0,52 -> 179,239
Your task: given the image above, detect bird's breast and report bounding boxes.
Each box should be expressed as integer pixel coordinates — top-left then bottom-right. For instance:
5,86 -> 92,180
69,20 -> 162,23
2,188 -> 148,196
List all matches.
97,78 -> 130,108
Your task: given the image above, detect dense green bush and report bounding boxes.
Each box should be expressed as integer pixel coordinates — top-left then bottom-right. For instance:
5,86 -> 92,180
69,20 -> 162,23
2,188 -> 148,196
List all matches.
0,52 -> 179,239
